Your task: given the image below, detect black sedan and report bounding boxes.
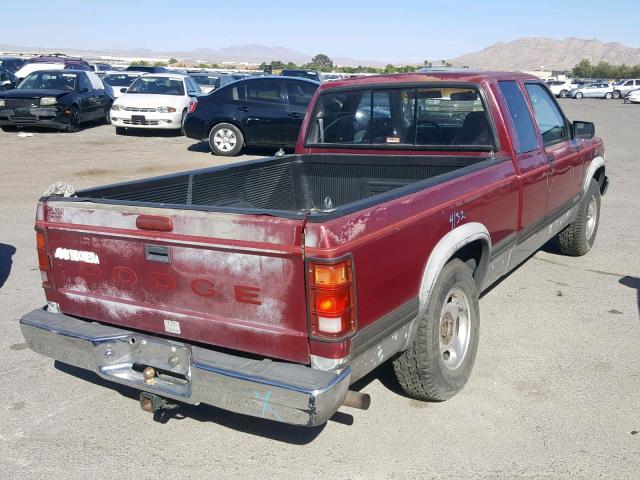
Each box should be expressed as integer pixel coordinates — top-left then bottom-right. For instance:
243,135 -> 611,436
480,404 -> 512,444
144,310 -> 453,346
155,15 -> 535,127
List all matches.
0,70 -> 113,132
183,76 -> 319,156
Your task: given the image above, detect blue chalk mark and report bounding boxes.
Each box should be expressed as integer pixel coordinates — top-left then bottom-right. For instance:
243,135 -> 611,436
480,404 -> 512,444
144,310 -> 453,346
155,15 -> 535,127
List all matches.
253,390 -> 283,421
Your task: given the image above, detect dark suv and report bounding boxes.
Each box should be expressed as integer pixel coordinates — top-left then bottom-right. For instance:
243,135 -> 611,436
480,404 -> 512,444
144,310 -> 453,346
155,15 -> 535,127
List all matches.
183,76 -> 319,156
0,56 -> 28,73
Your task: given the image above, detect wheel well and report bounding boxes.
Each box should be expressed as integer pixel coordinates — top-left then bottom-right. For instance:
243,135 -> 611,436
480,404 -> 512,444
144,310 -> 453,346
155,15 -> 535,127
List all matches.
451,239 -> 488,287
594,166 -> 606,193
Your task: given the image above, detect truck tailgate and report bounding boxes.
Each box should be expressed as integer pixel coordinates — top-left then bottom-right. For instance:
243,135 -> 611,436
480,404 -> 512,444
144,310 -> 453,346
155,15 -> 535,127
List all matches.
39,201 -> 310,363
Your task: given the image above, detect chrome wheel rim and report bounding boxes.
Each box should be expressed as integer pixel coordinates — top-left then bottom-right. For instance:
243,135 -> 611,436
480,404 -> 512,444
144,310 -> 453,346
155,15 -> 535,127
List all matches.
439,287 -> 471,371
586,196 -> 597,240
213,128 -> 237,152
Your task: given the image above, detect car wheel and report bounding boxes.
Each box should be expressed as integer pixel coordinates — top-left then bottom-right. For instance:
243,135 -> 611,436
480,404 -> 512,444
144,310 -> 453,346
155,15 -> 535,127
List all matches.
392,258 -> 480,402
560,90 -> 568,98
208,123 -> 244,156
65,106 -> 80,133
556,179 -> 601,256
179,110 -> 187,136
613,91 -> 621,99
604,92 -> 612,100
1,125 -> 17,132
575,92 -> 584,99
115,127 -> 127,135
103,104 -> 112,124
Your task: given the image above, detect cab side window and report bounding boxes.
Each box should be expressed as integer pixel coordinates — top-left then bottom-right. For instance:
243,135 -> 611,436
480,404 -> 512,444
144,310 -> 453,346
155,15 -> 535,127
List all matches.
498,80 -> 539,153
524,83 -> 570,146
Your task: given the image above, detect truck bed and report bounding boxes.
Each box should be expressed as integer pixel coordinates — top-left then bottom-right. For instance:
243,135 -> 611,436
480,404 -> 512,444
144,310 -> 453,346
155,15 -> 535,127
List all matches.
69,154 -> 497,220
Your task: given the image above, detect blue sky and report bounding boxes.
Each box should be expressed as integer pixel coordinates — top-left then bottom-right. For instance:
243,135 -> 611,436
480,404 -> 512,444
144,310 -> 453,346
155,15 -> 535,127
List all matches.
3,0 -> 640,61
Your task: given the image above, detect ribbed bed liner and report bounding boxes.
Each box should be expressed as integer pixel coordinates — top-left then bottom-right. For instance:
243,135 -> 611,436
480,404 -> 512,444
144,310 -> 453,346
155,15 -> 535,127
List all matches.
77,154 -> 490,214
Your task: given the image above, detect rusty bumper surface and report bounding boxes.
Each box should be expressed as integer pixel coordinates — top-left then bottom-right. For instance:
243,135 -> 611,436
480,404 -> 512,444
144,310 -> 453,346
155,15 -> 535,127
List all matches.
20,307 -> 350,426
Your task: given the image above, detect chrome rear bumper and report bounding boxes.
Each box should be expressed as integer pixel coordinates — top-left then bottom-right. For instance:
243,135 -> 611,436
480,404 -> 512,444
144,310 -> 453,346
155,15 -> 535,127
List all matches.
20,307 -> 351,426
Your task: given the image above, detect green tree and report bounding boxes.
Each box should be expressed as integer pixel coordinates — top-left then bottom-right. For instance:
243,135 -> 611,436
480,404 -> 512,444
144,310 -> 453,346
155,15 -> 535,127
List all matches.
130,60 -> 149,66
168,57 -> 178,64
310,53 -> 334,71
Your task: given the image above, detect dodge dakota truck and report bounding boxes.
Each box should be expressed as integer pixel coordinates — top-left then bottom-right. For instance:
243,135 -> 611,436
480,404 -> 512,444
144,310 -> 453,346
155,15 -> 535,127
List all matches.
20,72 -> 608,426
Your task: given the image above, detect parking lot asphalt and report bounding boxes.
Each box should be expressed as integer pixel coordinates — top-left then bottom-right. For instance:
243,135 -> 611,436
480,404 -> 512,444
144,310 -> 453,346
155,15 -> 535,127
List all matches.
0,100 -> 638,479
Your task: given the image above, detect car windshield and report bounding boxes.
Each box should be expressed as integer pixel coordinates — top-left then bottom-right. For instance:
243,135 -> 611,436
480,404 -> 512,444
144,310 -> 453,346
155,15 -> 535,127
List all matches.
19,71 -> 77,91
102,74 -> 139,87
127,76 -> 185,95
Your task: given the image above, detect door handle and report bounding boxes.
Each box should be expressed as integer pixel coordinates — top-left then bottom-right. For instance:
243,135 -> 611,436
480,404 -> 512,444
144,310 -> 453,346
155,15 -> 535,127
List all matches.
239,106 -> 250,112
546,153 -> 555,163
288,112 -> 300,118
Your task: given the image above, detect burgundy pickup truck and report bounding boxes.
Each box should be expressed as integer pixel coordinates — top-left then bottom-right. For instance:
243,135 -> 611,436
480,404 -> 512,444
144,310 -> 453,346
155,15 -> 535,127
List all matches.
21,72 -> 608,426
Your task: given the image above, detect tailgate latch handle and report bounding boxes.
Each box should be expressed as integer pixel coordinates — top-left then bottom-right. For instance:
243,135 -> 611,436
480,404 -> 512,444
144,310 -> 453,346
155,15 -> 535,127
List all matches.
145,244 -> 170,263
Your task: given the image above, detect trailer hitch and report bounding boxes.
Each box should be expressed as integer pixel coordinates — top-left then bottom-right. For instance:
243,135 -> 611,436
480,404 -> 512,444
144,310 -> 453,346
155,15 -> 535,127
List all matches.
139,392 -> 179,423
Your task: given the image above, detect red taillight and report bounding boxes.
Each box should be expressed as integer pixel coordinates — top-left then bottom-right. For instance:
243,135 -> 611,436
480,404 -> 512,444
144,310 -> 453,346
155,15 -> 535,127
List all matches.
136,215 -> 173,232
307,258 -> 356,340
188,98 -> 198,113
36,229 -> 53,288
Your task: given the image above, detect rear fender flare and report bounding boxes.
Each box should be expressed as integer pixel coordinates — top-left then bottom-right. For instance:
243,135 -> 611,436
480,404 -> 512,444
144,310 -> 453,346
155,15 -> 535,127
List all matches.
404,222 -> 491,349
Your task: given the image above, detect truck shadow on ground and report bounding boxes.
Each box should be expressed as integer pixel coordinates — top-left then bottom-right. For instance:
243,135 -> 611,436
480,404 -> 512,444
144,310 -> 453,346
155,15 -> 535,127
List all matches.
619,276 -> 640,317
0,243 -> 16,288
54,361 -> 330,444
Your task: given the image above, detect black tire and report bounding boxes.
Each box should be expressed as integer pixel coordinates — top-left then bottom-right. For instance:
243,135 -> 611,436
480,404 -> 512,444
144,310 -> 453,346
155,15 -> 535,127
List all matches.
604,92 -> 612,100
208,123 -> 244,156
115,127 -> 127,135
613,91 -> 621,99
556,179 -> 601,256
103,104 -> 112,124
65,105 -> 80,132
179,110 -> 187,136
559,90 -> 568,98
1,125 -> 17,132
392,259 -> 480,402
575,92 -> 584,99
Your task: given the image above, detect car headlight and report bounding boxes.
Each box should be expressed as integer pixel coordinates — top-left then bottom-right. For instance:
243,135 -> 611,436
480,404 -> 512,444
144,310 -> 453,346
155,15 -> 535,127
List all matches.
40,97 -> 57,106
111,104 -> 123,111
0,99 -> 5,107
157,106 -> 176,113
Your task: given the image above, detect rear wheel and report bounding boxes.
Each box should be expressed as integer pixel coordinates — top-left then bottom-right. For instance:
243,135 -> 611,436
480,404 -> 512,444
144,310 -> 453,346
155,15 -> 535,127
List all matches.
559,90 -> 568,98
575,92 -> 584,99
1,125 -> 17,132
115,127 -> 127,135
103,104 -> 112,124
208,123 -> 244,156
556,179 -> 601,256
179,110 -> 187,136
604,92 -> 612,100
392,259 -> 480,401
613,91 -> 621,99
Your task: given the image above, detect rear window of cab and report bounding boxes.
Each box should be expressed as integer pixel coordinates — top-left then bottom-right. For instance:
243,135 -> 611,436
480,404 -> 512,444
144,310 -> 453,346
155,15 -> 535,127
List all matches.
305,85 -> 495,150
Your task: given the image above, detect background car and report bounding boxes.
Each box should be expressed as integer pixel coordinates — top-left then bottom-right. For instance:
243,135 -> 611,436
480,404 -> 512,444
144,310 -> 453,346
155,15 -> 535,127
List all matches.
0,69 -> 113,132
0,56 -> 28,73
0,66 -> 17,91
14,55 -> 91,80
89,62 -> 113,72
613,79 -> 640,99
125,65 -> 169,73
110,73 -> 201,134
568,82 -> 614,99
280,69 -> 322,82
189,72 -> 235,94
100,71 -> 144,98
183,76 -> 319,156
546,80 -> 575,98
625,89 -> 640,104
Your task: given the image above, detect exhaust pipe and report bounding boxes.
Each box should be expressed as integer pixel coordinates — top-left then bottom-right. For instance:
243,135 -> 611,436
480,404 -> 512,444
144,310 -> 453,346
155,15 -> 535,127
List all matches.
342,390 -> 371,410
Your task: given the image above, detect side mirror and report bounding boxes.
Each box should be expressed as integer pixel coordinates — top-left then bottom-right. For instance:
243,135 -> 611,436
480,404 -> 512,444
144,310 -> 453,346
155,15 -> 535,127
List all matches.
120,87 -> 128,94
573,121 -> 595,139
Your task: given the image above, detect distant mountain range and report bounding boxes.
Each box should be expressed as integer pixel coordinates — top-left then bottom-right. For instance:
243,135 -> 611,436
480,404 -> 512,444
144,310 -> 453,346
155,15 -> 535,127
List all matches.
2,37 -> 640,70
449,37 -> 640,71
